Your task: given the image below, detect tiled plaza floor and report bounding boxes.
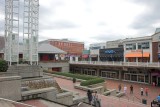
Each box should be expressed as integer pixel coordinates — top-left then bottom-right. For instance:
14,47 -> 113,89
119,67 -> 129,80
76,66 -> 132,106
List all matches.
55,77 -> 155,107
106,79 -> 160,106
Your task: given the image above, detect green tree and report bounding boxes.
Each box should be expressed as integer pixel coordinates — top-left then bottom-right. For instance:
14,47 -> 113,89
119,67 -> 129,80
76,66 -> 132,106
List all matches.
0,60 -> 8,72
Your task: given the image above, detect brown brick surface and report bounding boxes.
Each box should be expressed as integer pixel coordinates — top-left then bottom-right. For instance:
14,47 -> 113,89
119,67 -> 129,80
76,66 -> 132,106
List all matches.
152,42 -> 158,62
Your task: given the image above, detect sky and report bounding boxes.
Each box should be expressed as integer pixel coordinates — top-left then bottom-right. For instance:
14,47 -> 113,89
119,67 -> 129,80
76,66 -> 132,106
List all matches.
0,0 -> 160,48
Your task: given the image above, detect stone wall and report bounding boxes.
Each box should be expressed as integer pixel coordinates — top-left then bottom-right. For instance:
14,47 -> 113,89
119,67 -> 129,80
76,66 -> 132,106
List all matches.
39,62 -> 69,72
6,65 -> 43,78
0,76 -> 21,101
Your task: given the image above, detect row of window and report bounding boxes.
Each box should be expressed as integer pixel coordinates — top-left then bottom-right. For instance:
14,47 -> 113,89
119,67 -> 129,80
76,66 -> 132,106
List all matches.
53,41 -> 83,47
126,42 -> 150,50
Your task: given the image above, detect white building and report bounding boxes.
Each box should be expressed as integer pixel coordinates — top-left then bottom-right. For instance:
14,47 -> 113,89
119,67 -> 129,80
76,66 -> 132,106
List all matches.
89,43 -> 106,50
106,39 -> 123,48
123,36 -> 152,62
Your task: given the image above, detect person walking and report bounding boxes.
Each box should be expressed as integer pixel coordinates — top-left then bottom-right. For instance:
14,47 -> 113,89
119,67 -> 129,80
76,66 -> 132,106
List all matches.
130,85 -> 133,94
157,94 -> 160,103
118,84 -> 121,92
87,90 -> 93,105
145,87 -> 148,96
140,87 -> 144,96
124,85 -> 127,94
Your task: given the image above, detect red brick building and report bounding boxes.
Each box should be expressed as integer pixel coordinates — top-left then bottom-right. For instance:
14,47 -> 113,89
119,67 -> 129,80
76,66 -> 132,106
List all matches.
39,39 -> 84,59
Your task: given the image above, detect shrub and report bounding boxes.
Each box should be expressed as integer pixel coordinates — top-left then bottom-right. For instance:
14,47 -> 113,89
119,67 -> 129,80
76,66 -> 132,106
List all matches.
80,78 -> 105,86
53,72 -> 96,80
0,60 -> 8,72
53,72 -> 105,86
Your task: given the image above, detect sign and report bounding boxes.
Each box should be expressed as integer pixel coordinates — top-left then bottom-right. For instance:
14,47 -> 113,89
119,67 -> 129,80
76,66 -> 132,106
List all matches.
105,50 -> 116,54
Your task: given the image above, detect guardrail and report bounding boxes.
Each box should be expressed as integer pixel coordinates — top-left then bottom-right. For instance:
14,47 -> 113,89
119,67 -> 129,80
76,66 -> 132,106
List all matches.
70,61 -> 160,68
0,98 -> 35,107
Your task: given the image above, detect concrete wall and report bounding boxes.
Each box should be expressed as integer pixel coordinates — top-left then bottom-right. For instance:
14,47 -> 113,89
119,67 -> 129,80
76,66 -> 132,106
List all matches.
39,62 -> 69,72
6,65 -> 43,78
0,76 -> 21,101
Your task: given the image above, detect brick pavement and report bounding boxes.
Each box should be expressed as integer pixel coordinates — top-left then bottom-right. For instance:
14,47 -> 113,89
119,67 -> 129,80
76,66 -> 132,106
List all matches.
55,77 -> 151,107
106,79 -> 160,105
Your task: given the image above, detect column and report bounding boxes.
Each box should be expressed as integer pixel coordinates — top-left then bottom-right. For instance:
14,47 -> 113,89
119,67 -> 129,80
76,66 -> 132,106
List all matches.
149,41 -> 152,62
97,68 -> 100,76
119,70 -> 122,80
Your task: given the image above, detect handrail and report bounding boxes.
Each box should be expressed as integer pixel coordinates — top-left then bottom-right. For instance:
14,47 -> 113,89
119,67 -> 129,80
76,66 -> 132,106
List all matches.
70,61 -> 160,68
0,98 -> 35,107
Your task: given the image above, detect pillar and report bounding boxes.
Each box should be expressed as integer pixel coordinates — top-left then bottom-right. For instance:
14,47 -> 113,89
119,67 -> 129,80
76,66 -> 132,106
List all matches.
119,70 -> 122,80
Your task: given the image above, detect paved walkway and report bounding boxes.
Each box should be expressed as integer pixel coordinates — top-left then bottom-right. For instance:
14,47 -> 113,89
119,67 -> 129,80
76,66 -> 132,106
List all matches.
55,77 -> 151,107
106,79 -> 160,105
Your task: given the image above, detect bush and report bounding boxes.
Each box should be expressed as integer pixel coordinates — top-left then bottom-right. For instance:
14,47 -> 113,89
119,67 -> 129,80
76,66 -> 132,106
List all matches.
0,60 -> 8,72
80,78 -> 105,86
53,72 -> 96,80
53,72 -> 105,86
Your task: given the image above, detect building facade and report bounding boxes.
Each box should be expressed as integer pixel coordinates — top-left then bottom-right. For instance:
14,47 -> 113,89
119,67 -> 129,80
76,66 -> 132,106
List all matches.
99,48 -> 124,61
89,43 -> 106,50
123,36 -> 152,62
152,28 -> 160,62
106,39 -> 123,48
40,39 -> 84,61
82,50 -> 90,61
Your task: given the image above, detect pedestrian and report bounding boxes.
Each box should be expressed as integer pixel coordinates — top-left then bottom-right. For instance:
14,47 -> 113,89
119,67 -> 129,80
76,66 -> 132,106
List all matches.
145,87 -> 148,96
87,90 -> 93,105
124,85 -> 127,94
130,85 -> 133,94
157,94 -> 160,103
140,87 -> 143,96
93,91 -> 101,107
118,84 -> 121,92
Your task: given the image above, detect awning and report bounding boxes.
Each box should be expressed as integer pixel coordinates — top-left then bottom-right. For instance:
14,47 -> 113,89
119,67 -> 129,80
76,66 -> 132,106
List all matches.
82,54 -> 89,58
125,52 -> 150,58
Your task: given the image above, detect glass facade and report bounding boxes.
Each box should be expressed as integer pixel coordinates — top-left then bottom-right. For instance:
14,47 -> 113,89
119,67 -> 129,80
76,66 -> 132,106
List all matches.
124,73 -> 148,83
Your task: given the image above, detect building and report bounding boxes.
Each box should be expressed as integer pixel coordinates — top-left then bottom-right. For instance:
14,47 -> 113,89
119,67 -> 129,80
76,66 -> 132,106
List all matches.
106,39 -> 123,48
39,39 -> 84,61
89,43 -> 106,61
123,36 -> 152,62
89,42 -> 106,50
152,28 -> 160,62
99,48 -> 124,61
82,50 -> 90,61
90,49 -> 99,61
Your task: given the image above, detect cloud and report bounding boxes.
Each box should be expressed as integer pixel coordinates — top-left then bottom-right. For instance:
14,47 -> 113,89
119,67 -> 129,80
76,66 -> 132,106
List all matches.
130,0 -> 160,30
39,20 -> 78,30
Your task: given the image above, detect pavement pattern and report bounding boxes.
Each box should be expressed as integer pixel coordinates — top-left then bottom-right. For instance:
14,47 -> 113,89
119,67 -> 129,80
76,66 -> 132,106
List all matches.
54,77 -> 160,107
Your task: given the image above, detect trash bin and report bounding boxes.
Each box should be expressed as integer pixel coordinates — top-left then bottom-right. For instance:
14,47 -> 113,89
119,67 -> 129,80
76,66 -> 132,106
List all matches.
142,99 -> 147,104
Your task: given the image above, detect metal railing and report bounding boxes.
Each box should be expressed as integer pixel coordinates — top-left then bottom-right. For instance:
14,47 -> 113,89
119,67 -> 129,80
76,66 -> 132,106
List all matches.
0,98 -> 35,107
70,61 -> 160,68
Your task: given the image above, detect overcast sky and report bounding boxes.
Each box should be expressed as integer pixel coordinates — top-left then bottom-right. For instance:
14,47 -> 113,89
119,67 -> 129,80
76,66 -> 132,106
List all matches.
0,0 -> 160,48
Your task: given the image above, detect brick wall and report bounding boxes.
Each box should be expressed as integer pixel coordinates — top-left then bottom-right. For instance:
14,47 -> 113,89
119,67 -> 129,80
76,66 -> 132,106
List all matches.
152,42 -> 158,62
49,41 -> 84,55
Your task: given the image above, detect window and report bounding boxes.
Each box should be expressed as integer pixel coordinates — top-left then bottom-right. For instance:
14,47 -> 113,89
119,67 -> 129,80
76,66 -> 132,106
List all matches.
126,43 -> 136,50
138,42 -> 149,49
